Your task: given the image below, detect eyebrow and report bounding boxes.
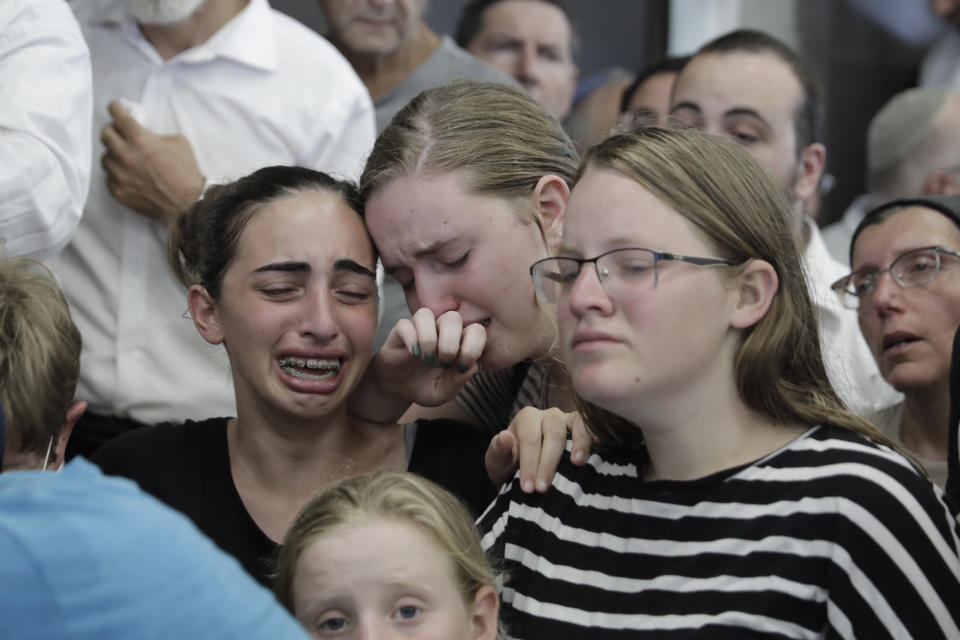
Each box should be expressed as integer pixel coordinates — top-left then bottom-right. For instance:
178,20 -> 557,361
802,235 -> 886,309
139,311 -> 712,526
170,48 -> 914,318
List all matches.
252,260 -> 375,279
414,239 -> 454,259
334,259 -> 375,278
381,239 -> 458,275
669,101 -> 700,114
253,261 -> 310,274
722,107 -> 770,129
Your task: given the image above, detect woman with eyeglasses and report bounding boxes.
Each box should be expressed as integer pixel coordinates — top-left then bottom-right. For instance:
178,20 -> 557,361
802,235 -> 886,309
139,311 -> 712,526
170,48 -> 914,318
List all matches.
478,128 -> 960,638
831,195 -> 960,488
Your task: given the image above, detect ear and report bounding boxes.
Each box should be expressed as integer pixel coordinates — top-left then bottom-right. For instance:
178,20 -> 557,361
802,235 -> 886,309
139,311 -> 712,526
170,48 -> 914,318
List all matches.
188,284 -> 224,345
49,400 -> 86,470
791,142 -> 826,204
923,169 -> 960,196
730,259 -> 778,330
469,584 -> 500,640
531,174 -> 570,251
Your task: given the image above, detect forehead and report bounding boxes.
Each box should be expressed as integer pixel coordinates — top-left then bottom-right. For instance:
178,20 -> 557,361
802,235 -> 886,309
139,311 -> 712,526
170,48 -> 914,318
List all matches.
627,72 -> 677,111
479,0 -> 572,44
564,167 -> 706,251
672,51 -> 804,122
236,190 -> 372,264
852,206 -> 960,266
294,518 -> 456,593
320,0 -> 425,18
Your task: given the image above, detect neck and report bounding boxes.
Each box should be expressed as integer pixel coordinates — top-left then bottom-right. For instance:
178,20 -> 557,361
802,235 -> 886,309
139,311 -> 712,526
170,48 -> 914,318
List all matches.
228,402 -> 405,494
139,0 -> 248,61
335,23 -> 440,100
899,383 -> 950,462
541,356 -> 576,413
617,351 -> 803,481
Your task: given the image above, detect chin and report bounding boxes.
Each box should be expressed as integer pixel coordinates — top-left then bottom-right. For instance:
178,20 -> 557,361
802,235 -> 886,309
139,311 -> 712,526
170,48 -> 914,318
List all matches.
571,366 -> 633,409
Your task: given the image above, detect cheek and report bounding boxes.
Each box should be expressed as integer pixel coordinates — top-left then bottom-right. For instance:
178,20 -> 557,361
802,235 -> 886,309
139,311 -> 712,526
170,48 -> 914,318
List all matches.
341,305 -> 378,347
857,314 -> 880,349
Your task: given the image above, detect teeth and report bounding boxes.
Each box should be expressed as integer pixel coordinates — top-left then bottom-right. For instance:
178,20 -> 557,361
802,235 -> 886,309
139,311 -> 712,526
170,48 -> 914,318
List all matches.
279,357 -> 342,380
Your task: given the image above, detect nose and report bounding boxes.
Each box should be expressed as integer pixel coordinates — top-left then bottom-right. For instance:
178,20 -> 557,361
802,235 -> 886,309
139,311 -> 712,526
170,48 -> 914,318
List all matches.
353,617 -> 396,640
515,44 -> 539,85
300,288 -> 340,341
566,263 -> 613,318
865,270 -> 902,317
411,274 -> 460,317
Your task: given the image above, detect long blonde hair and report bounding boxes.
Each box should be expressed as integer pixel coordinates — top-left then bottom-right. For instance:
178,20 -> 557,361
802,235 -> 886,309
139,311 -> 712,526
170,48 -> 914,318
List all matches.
575,127 -> 896,450
359,80 -> 579,232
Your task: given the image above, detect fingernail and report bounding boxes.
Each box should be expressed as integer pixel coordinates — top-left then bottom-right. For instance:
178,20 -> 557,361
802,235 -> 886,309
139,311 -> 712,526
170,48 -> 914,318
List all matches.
411,343 -> 421,357
438,360 -> 452,369
457,364 -> 469,373
522,479 -> 534,493
424,354 -> 435,366
536,479 -> 549,492
572,450 -> 585,464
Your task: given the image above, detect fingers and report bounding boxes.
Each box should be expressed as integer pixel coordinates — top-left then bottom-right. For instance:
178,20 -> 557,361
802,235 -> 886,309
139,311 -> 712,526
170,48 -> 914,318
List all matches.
457,322 -> 486,373
100,122 -> 126,157
569,412 -> 592,466
484,430 -> 519,486
510,407 -> 591,493
512,406 -> 545,494
108,100 -> 143,139
410,307 -> 439,365
534,409 -> 571,491
388,317 -> 420,357
435,310 -> 464,367
407,308 -> 484,373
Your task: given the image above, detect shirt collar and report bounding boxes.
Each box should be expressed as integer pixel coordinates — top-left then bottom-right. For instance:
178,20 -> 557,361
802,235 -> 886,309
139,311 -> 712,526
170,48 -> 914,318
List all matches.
92,0 -> 277,71
803,216 -> 848,316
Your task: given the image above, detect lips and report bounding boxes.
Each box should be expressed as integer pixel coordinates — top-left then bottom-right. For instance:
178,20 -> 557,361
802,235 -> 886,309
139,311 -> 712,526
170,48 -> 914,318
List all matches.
571,329 -> 621,350
278,356 -> 342,381
277,351 -> 346,384
882,331 -> 920,352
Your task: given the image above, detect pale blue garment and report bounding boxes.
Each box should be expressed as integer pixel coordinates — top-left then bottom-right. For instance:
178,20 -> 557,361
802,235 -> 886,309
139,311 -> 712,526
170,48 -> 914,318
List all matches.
0,458 -> 308,640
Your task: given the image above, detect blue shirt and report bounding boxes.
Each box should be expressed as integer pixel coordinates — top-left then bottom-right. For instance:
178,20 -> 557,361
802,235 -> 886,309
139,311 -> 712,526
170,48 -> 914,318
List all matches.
0,458 -> 308,639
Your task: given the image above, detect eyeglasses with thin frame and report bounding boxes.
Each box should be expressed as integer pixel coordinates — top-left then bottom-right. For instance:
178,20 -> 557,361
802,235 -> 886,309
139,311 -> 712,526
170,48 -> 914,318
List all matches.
830,245 -> 960,310
530,247 -> 738,303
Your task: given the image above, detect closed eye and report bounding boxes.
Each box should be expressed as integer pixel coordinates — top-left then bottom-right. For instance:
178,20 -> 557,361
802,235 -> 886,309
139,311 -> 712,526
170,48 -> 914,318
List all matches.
442,251 -> 470,269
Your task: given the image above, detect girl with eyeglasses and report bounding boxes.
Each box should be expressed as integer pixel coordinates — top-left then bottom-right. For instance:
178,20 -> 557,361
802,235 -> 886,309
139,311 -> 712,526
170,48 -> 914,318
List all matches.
833,195 -> 960,488
478,128 -> 960,638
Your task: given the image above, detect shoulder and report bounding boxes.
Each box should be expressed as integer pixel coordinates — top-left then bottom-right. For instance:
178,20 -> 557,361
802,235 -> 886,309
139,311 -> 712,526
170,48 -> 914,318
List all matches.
427,36 -> 518,85
456,363 -> 527,431
478,444 -> 641,543
409,418 -> 496,516
755,426 -> 958,543
266,8 -> 365,90
91,417 -> 229,480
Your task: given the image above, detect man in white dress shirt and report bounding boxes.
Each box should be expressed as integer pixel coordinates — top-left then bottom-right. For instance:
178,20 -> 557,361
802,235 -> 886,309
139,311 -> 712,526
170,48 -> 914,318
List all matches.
0,0 -> 92,259
54,0 -> 376,457
669,29 -> 900,416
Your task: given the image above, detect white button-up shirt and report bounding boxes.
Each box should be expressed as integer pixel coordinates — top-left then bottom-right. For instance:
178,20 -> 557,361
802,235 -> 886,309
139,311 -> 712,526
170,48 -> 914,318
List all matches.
0,0 -> 92,259
53,0 -> 376,424
804,218 -> 902,416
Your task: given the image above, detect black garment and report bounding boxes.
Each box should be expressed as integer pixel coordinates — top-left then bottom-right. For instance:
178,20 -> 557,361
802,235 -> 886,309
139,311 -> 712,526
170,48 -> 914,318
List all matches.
66,411 -> 149,461
948,325 -> 960,508
92,417 -> 495,586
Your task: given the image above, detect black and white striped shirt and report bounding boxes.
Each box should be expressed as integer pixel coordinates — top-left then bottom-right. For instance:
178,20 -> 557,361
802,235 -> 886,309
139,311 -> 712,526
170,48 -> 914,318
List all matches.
478,425 -> 960,639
